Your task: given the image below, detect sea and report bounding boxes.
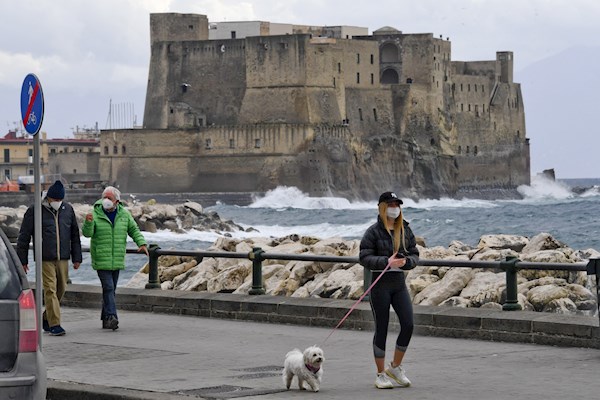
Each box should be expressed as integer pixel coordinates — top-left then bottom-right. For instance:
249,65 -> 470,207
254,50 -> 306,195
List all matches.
48,175 -> 600,286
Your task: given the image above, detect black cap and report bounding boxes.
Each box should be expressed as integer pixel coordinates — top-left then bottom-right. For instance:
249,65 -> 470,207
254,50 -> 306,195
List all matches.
378,191 -> 402,205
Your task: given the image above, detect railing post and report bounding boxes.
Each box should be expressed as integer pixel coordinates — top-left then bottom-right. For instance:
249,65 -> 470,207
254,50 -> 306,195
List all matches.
585,258 -> 600,327
145,244 -> 161,289
501,256 -> 522,311
248,247 -> 265,295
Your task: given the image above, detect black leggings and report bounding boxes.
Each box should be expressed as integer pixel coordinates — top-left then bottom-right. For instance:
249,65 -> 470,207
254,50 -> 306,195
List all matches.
369,273 -> 414,358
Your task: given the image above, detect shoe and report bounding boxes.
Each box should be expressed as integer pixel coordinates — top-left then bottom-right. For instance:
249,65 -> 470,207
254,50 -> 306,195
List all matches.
42,318 -> 50,333
106,315 -> 119,331
49,325 -> 66,336
385,362 -> 411,387
102,319 -> 110,329
374,372 -> 394,389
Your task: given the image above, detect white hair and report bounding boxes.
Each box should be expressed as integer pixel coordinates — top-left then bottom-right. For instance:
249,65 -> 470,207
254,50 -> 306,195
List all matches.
102,186 -> 121,201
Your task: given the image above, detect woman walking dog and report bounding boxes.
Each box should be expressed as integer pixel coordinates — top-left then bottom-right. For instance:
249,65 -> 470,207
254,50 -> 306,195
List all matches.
359,191 -> 419,389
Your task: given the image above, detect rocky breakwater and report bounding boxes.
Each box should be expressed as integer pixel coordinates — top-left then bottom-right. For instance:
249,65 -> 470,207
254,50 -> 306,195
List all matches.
126,232 -> 599,316
0,201 -> 252,241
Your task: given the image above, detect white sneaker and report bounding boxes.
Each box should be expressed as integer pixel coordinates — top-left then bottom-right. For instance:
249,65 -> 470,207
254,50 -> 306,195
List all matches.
374,372 -> 394,389
385,363 -> 411,387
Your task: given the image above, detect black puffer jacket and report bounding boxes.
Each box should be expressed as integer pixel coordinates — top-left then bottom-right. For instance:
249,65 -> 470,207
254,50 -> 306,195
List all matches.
16,201 -> 82,265
359,216 -> 419,275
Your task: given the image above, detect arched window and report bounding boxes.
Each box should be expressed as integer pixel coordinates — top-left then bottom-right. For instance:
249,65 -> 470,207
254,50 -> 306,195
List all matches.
381,68 -> 399,84
104,146 -> 108,155
121,145 -> 126,155
381,43 -> 399,63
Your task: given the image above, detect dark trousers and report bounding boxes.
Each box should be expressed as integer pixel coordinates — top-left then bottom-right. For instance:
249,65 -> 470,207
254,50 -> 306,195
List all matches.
97,270 -> 120,320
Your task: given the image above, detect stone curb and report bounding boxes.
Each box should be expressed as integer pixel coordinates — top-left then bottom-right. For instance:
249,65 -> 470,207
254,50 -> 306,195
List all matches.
47,380 -> 188,400
62,284 -> 600,349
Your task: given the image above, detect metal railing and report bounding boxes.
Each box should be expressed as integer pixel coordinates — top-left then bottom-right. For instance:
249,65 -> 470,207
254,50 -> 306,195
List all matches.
140,244 -> 600,325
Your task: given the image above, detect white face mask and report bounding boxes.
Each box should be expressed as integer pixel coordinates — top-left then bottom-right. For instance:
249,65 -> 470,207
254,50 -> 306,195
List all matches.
386,207 -> 400,219
50,201 -> 62,211
102,198 -> 115,210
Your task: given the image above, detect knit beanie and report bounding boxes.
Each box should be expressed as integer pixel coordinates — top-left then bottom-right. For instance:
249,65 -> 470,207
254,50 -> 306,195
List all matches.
46,180 -> 65,200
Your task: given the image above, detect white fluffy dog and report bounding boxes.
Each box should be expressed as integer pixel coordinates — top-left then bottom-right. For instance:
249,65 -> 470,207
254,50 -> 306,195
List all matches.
282,345 -> 325,392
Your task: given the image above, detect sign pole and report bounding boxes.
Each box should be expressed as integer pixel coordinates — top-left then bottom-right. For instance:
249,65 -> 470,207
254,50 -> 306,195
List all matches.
33,133 -> 42,349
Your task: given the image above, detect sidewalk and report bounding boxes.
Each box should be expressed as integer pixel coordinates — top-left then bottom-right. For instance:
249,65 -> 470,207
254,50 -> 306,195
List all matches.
45,306 -> 599,400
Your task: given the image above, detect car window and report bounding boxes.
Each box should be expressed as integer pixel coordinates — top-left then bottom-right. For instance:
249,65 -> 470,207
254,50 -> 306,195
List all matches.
0,230 -> 21,300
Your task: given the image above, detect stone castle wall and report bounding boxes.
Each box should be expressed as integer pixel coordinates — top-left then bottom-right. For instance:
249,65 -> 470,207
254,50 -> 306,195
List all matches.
115,13 -> 530,200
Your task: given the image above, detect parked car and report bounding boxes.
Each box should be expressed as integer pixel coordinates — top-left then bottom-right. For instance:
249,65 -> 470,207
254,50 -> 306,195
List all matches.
0,227 -> 47,399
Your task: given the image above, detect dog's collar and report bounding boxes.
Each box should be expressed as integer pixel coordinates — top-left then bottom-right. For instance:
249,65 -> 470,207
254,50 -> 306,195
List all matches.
305,364 -> 320,374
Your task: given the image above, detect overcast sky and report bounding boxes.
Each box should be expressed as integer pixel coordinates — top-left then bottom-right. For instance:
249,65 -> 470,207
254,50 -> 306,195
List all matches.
1,0 -> 599,179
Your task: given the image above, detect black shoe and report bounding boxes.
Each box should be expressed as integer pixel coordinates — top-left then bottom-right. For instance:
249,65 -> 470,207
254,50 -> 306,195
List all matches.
42,318 -> 50,333
49,325 -> 66,336
106,315 -> 119,331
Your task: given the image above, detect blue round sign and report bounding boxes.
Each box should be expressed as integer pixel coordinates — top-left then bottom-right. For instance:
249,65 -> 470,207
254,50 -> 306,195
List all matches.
20,73 -> 44,135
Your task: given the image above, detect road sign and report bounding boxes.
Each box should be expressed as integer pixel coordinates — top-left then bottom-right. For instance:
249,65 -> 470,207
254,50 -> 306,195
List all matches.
20,73 -> 44,135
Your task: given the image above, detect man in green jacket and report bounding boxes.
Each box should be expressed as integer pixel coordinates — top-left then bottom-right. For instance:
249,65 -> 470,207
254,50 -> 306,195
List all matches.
82,186 -> 148,330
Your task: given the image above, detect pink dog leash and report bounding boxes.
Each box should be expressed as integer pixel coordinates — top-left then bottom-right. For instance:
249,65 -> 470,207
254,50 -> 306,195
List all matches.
321,261 -> 392,344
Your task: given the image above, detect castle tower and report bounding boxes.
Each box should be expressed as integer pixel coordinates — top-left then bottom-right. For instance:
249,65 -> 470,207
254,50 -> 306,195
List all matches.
149,13 -> 208,44
497,51 -> 513,84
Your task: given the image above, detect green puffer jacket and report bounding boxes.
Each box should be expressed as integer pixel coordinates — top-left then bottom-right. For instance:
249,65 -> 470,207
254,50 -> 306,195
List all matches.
81,200 -> 147,270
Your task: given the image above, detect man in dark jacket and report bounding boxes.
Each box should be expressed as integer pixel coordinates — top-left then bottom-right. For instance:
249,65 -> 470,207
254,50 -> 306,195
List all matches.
16,180 -> 82,336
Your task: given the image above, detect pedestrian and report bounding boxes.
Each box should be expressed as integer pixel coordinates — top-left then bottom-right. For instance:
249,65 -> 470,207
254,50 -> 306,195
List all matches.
359,191 -> 419,389
16,180 -> 82,336
81,186 -> 148,330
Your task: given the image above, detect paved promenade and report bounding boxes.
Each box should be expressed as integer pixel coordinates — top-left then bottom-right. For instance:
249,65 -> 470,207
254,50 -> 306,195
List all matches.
46,305 -> 599,400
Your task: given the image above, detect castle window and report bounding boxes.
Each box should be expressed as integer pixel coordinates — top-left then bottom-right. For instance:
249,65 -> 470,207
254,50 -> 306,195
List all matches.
188,25 -> 194,30
370,54 -> 374,64
474,85 -> 477,92
170,108 -> 174,114
356,73 -> 360,84
357,53 -> 360,64
254,138 -> 262,148
466,146 -> 470,154
338,62 -> 341,73
113,145 -> 118,154
73,169 -> 77,174
482,104 -> 485,113
494,122 -> 497,130
475,105 -> 478,115
333,77 -> 336,87
458,146 -> 462,154
381,43 -> 399,63
460,104 -> 464,111
104,146 -> 108,155
460,84 -> 463,91
205,139 -> 212,149
381,68 -> 399,84
358,108 -> 363,121
121,145 -> 126,154
231,31 -> 236,39
229,139 -> 235,149
468,84 -> 471,92
474,146 -> 478,155
430,138 -> 435,146
370,73 -> 374,84
468,104 -> 471,111
373,108 -> 378,121
482,85 -> 485,93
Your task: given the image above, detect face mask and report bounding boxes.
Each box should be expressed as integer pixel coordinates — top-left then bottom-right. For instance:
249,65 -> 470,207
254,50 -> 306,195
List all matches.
386,207 -> 400,219
102,198 -> 115,210
50,201 -> 62,211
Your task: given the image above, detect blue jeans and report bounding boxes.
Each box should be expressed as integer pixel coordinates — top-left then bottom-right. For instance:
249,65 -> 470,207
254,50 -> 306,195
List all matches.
97,270 -> 120,320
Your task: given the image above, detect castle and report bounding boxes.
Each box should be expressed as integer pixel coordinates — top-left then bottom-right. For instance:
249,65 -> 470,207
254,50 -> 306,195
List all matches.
99,13 -> 530,200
